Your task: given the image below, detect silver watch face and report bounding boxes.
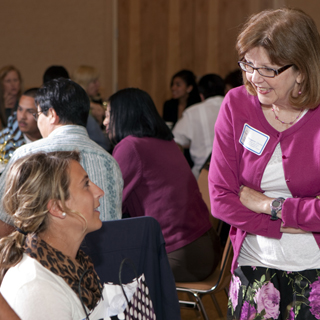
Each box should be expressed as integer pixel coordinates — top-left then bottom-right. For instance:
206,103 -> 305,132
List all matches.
272,199 -> 281,208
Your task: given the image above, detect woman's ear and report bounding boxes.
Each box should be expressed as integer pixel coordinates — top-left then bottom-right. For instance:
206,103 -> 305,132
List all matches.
47,199 -> 65,219
296,72 -> 303,86
187,85 -> 193,93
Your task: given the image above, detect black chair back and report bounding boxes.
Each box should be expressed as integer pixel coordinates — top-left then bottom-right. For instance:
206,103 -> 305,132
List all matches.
81,216 -> 181,320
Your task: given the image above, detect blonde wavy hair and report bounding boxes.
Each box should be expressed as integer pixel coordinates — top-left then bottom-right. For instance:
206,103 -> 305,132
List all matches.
0,151 -> 84,283
72,65 -> 99,92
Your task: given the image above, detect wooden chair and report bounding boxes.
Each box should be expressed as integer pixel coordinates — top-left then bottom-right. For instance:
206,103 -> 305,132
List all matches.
197,164 -> 222,234
176,236 -> 233,320
176,153 -> 233,319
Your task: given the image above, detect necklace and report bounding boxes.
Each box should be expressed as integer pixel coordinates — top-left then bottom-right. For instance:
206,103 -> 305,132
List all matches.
271,107 -> 303,125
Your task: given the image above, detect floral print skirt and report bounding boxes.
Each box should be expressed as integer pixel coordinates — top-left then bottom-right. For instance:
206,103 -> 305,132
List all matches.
227,266 -> 320,320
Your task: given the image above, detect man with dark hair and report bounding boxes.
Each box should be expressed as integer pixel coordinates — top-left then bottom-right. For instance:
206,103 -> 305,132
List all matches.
173,74 -> 225,178
0,88 -> 41,169
0,78 -> 123,237
43,65 -> 69,84
16,88 -> 42,142
42,65 -> 110,151
224,69 -> 243,94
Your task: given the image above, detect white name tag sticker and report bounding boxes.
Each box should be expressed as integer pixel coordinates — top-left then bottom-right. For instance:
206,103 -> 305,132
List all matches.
239,123 -> 270,156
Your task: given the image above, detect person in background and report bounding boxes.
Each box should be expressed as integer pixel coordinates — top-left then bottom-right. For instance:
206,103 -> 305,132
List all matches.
44,65 -> 110,151
0,78 -> 123,238
0,88 -> 41,170
0,65 -> 22,128
209,8 -> 320,319
16,88 -> 42,143
173,74 -> 225,179
0,151 -> 104,319
104,88 -> 221,282
163,69 -> 201,167
43,65 -> 70,84
162,69 -> 201,128
72,65 -> 105,125
224,69 -> 243,94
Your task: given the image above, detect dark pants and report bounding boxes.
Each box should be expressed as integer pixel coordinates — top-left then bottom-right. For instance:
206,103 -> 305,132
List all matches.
167,227 -> 222,282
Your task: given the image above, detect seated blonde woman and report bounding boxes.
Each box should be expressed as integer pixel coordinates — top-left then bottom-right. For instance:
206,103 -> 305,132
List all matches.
72,65 -> 105,125
0,151 -> 104,320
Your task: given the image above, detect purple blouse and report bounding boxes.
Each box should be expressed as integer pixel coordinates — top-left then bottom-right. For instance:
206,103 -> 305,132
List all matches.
113,136 -> 211,253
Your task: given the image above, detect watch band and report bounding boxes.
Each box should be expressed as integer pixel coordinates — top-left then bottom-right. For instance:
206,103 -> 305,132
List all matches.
270,208 -> 279,221
270,197 -> 285,221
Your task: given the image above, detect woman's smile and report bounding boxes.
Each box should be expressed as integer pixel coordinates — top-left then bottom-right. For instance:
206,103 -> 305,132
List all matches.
245,46 -> 301,108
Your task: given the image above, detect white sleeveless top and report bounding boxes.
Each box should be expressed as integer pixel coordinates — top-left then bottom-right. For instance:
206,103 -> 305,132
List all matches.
238,142 -> 320,271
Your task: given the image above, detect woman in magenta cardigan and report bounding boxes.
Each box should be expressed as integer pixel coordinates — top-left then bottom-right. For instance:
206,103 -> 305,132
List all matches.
103,88 -> 221,282
209,8 -> 320,319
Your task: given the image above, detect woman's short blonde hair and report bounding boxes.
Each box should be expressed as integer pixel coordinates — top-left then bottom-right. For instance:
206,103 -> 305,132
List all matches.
72,65 -> 99,90
236,8 -> 320,109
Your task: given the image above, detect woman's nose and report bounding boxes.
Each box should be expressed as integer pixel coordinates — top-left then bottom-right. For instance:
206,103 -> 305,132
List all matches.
93,182 -> 105,199
251,69 -> 264,83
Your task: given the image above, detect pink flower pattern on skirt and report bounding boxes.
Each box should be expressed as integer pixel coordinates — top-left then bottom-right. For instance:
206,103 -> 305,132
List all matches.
309,277 -> 320,319
228,266 -> 320,319
254,281 -> 280,319
230,274 -> 241,311
240,301 -> 256,320
288,307 -> 295,320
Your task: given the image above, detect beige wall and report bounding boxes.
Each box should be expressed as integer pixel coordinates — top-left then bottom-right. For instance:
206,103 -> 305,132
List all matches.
0,0 -> 116,99
1,1 -> 320,112
117,0 -> 320,113
286,0 -> 320,27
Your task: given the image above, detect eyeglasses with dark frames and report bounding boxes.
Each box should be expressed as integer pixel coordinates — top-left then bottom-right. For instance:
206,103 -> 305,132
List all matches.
32,111 -> 42,121
238,61 -> 293,78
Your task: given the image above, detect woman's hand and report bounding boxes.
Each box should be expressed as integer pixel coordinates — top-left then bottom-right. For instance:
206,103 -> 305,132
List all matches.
4,91 -> 16,109
280,226 -> 307,234
239,186 -> 308,234
239,186 -> 272,214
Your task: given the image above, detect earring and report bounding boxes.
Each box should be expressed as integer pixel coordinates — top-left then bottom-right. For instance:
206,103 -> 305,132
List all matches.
298,91 -> 302,95
62,212 -> 66,217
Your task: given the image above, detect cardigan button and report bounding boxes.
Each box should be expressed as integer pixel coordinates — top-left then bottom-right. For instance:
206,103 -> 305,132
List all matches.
282,155 -> 287,159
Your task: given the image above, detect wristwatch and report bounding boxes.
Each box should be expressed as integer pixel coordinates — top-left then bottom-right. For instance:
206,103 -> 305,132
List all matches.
270,197 -> 285,220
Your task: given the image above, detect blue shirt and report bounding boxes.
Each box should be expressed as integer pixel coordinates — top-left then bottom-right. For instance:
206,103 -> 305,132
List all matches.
0,112 -> 26,162
0,125 -> 123,223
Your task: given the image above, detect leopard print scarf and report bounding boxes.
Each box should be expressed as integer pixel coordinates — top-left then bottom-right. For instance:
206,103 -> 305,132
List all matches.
24,234 -> 102,310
